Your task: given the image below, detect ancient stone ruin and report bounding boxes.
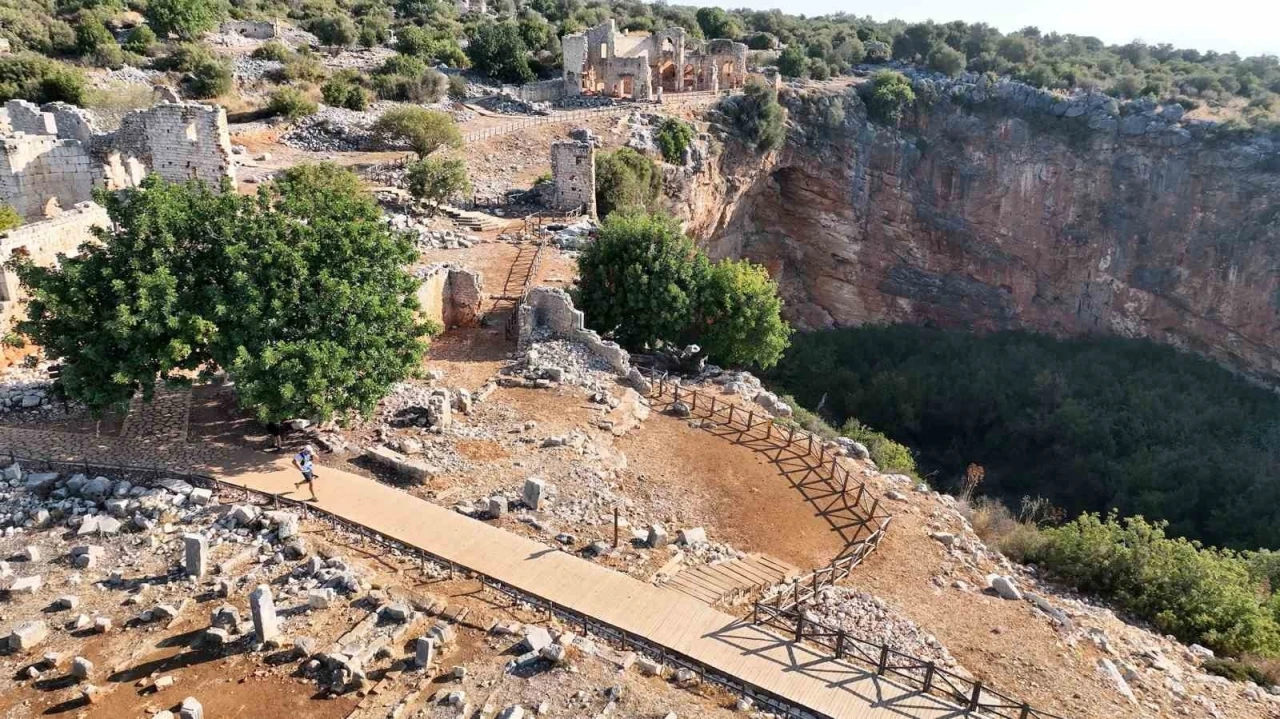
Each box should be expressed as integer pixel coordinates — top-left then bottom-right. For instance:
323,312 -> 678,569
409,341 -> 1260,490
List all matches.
550,139 -> 596,218
416,264 -> 484,329
562,21 -> 748,100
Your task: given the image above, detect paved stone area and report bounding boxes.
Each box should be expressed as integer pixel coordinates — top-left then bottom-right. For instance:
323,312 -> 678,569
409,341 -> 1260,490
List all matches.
119,384 -> 192,443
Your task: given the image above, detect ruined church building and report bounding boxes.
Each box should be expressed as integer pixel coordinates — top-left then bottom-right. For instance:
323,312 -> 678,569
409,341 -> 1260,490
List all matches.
562,20 -> 748,101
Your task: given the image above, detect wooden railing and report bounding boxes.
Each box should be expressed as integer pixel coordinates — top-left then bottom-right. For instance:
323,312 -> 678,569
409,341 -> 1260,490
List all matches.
639,374 -> 1070,719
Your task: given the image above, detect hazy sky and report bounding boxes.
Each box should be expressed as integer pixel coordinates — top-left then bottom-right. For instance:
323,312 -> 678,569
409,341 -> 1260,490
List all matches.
712,1 -> 1280,57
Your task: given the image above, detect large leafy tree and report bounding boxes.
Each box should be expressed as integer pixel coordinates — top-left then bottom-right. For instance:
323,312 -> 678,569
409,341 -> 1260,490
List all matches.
594,148 -> 662,218
405,157 -> 471,210
466,21 -> 535,84
372,106 -> 462,157
12,165 -> 431,423
575,211 -> 791,369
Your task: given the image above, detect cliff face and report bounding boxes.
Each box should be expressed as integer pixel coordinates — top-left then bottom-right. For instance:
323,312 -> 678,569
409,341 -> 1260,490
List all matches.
692,84 -> 1280,385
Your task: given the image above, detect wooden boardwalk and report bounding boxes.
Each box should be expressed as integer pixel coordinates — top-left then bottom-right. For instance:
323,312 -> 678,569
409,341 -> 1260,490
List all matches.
0,426 -> 967,718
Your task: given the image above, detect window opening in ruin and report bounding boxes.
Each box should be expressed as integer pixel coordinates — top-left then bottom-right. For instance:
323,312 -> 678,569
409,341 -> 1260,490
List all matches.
598,42 -> 607,59
184,122 -> 198,142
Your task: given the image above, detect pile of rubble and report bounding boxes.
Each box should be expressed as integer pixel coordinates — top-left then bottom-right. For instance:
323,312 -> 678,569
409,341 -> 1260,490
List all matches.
232,56 -> 283,82
802,585 -> 965,671
555,95 -> 616,110
503,336 -> 619,394
280,106 -> 378,151
546,219 -> 597,251
389,212 -> 479,250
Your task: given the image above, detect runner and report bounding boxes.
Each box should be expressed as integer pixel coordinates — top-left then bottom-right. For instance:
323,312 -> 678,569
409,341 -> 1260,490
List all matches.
292,444 -> 319,501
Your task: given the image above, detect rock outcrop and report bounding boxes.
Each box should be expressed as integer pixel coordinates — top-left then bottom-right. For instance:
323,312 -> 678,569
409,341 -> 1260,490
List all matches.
688,77 -> 1280,386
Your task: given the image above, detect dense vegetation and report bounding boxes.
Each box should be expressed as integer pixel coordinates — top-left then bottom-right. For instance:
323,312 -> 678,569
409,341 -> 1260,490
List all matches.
9,165 -> 433,424
766,326 -> 1280,550
575,211 -> 790,370
593,147 -> 662,218
1011,513 -> 1280,658
1,1 -> 1276,127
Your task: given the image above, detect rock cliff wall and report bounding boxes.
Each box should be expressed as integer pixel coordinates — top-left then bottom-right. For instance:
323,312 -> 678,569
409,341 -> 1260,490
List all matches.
692,79 -> 1280,385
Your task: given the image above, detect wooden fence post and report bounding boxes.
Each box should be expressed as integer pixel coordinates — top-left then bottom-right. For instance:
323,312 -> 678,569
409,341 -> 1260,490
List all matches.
876,646 -> 889,675
794,613 -> 804,642
835,631 -> 845,659
1019,704 -> 1031,719
923,662 -> 935,691
968,682 -> 983,711
746,409 -> 754,430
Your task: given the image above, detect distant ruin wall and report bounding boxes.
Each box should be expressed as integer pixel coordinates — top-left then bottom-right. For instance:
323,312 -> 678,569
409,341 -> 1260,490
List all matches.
220,20 -> 278,39
113,103 -> 236,186
0,135 -> 96,221
516,287 -> 630,374
551,141 -> 596,218
502,79 -> 567,103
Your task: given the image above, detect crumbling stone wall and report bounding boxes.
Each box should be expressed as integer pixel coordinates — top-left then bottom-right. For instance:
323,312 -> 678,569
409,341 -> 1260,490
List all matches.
562,20 -> 746,99
416,265 -> 484,329
551,141 -> 596,218
0,201 -> 107,324
4,101 -> 56,135
516,287 -> 630,374
112,103 -> 236,186
0,134 -> 96,220
502,79 -> 567,103
602,56 -> 652,100
220,20 -> 278,39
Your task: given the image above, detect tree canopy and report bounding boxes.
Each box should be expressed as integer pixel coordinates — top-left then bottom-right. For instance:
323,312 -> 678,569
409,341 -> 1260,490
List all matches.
11,165 -> 432,424
593,147 -> 662,218
144,0 -> 223,40
466,21 -> 535,84
575,211 -> 791,369
372,106 -> 462,157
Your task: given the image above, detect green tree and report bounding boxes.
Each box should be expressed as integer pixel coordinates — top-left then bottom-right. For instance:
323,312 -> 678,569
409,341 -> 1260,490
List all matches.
695,7 -> 740,39
777,44 -> 808,78
714,77 -> 787,152
928,45 -> 966,77
371,106 -> 462,157
11,167 -> 431,424
310,16 -> 357,46
654,117 -> 695,164
594,147 -> 662,218
863,70 -> 916,125
74,15 -> 113,55
466,21 -> 535,84
321,70 -> 371,110
693,258 -> 791,369
405,157 -> 471,209
576,211 -> 707,351
371,54 -> 448,101
0,53 -> 87,105
0,204 -> 22,231
145,0 -> 223,40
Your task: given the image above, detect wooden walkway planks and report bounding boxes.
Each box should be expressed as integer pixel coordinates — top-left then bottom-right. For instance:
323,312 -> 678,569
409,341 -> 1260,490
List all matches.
191,456 -> 967,719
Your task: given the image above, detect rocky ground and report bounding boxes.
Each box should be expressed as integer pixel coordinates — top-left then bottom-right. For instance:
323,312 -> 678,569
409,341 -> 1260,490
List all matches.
0,460 -> 747,719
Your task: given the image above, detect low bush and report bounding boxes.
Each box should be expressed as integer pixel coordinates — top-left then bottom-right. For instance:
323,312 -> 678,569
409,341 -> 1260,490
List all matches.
371,54 -> 447,102
164,44 -> 232,99
714,77 -> 786,152
0,204 -> 22,231
309,16 -> 357,47
0,53 -> 87,105
321,70 -> 370,110
1025,513 -> 1280,657
122,25 -> 157,56
654,117 -> 695,164
839,419 -> 916,476
282,48 -> 328,83
251,41 -> 291,62
861,70 -> 916,125
1202,657 -> 1270,684
267,87 -> 318,120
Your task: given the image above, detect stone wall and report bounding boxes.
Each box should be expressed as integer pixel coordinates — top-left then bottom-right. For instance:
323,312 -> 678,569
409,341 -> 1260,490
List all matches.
602,56 -> 652,100
112,103 -> 236,187
4,101 -> 56,135
416,265 -> 484,329
219,20 -> 278,39
550,140 -> 596,218
0,201 -> 108,322
502,78 -> 567,103
0,134 -> 96,220
516,287 -> 630,374
562,20 -> 746,99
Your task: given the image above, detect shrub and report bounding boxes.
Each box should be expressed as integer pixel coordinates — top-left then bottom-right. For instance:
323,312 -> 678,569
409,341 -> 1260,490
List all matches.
840,419 -> 917,475
267,87 -> 318,120
251,41 -> 291,62
714,77 -> 786,152
282,49 -> 328,83
371,54 -> 447,102
928,45 -> 966,77
808,58 -> 831,81
466,21 -> 534,84
777,45 -> 808,78
594,147 -> 662,218
654,117 -> 695,164
405,157 -> 471,208
395,25 -> 467,67
90,42 -> 126,70
371,106 -> 462,157
0,204 -> 22,231
1025,514 -> 1280,656
186,53 -> 232,98
1202,657 -> 1270,684
310,16 -> 357,47
145,0 -> 223,40
122,24 -> 157,55
321,70 -> 370,110
358,16 -> 391,48
447,74 -> 467,100
0,53 -> 88,105
74,16 -> 114,55
863,70 -> 916,125
575,211 -> 792,369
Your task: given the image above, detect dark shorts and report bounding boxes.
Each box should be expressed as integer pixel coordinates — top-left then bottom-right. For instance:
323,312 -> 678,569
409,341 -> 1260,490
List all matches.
300,470 -> 315,483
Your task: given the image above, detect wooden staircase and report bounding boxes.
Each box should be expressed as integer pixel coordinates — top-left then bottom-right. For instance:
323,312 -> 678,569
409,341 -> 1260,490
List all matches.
662,553 -> 799,606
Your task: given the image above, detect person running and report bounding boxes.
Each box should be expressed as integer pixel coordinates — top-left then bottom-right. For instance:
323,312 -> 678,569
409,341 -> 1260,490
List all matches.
292,445 -> 319,501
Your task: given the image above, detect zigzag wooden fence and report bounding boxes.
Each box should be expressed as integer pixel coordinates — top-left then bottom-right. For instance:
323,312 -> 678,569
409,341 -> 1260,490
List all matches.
641,375 -> 1070,719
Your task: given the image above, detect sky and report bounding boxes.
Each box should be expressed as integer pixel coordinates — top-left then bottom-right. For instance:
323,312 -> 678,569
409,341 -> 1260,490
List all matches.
711,0 -> 1280,57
